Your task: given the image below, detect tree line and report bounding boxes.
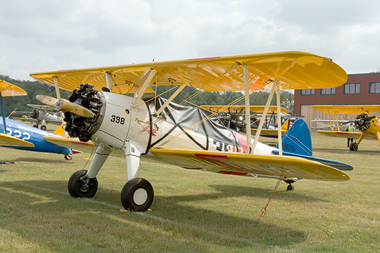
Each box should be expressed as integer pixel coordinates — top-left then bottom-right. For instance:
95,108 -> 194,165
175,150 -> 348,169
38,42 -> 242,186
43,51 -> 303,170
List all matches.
0,75 -> 294,116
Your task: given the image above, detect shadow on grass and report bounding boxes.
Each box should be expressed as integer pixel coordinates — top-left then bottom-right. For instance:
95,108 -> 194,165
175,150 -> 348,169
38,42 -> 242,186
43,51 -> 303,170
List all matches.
0,180 -> 307,251
313,147 -> 380,155
14,157 -> 72,164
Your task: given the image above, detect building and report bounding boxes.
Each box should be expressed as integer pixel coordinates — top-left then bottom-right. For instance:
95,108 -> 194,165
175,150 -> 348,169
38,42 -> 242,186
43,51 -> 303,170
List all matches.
294,73 -> 380,130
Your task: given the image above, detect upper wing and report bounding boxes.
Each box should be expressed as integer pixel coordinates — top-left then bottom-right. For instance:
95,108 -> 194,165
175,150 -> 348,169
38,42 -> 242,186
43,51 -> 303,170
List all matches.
316,130 -> 375,140
312,105 -> 380,115
30,51 -> 347,93
150,147 -> 350,181
200,105 -> 289,114
0,133 -> 35,147
0,80 -> 27,97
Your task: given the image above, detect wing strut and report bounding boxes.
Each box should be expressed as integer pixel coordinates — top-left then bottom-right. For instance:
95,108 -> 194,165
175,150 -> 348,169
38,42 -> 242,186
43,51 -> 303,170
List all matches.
155,85 -> 186,116
251,83 -> 277,153
0,92 -> 6,134
132,69 -> 157,109
54,77 -> 68,137
105,72 -> 113,92
243,64 -> 252,153
276,82 -> 282,155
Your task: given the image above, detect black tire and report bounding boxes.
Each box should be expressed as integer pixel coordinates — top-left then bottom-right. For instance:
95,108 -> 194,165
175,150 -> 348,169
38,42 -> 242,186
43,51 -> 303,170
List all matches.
33,124 -> 38,128
287,184 -> 294,191
350,142 -> 358,151
40,125 -> 47,130
121,178 -> 154,211
68,170 -> 98,198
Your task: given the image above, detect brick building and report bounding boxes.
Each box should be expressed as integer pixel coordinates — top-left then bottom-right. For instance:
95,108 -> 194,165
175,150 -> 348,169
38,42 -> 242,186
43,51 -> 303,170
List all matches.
294,73 -> 380,130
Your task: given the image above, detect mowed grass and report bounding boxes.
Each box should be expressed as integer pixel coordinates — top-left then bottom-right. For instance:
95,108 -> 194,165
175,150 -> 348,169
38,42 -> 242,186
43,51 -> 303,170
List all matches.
0,133 -> 379,252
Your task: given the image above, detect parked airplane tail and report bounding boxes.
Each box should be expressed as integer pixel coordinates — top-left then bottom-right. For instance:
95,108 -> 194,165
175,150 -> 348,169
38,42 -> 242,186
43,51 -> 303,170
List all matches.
281,119 -> 289,131
274,119 -> 353,171
276,119 -> 312,156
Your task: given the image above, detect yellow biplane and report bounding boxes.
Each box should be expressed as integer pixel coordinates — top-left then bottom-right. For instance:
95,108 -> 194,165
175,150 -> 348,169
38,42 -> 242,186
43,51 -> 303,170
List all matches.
30,51 -> 351,214
200,105 -> 289,137
312,105 -> 380,151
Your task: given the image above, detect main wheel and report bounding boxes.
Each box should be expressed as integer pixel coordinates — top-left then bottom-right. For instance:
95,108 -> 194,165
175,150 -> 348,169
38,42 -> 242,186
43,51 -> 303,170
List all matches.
68,170 -> 98,198
40,125 -> 47,130
121,178 -> 154,211
349,142 -> 358,151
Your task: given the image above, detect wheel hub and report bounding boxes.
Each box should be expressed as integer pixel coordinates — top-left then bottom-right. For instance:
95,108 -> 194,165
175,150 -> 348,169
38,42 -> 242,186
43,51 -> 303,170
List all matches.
133,188 -> 148,205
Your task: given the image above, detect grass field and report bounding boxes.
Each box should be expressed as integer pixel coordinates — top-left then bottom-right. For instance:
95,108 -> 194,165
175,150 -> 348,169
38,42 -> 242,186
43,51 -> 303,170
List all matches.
0,133 -> 379,252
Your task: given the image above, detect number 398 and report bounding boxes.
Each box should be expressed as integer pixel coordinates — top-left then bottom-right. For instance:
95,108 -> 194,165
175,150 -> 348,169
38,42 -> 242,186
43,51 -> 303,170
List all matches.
111,115 -> 125,125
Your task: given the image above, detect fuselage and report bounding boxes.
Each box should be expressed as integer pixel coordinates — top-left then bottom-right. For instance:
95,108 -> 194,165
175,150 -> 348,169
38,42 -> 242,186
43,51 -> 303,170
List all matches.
83,92 -> 275,158
0,118 -> 72,155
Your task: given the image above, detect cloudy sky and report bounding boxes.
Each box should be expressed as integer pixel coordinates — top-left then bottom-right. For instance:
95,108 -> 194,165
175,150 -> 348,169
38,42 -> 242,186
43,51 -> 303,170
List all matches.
1,0 -> 380,81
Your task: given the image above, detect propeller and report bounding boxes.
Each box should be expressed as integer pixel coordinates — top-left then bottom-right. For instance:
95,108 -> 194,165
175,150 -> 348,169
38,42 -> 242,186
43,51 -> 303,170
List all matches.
354,113 -> 376,132
36,95 -> 96,118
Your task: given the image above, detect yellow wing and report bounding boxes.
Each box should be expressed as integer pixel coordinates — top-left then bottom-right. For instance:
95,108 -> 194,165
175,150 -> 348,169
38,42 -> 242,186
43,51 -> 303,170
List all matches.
200,105 -> 289,114
316,130 -> 375,140
43,135 -> 96,153
150,147 -> 349,181
30,51 -> 347,93
312,105 -> 380,115
0,133 -> 35,147
0,80 -> 27,97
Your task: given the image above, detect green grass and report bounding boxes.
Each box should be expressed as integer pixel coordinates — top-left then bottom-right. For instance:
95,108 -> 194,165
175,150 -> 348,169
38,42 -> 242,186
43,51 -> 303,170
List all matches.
0,134 -> 379,252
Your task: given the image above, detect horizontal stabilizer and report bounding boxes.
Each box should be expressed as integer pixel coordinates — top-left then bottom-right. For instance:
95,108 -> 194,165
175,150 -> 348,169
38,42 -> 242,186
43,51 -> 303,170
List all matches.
0,133 -> 35,147
271,150 -> 353,171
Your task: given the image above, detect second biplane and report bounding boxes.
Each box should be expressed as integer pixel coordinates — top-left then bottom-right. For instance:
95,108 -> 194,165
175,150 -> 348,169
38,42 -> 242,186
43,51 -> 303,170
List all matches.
31,51 -> 352,212
200,105 -> 289,137
312,105 -> 380,151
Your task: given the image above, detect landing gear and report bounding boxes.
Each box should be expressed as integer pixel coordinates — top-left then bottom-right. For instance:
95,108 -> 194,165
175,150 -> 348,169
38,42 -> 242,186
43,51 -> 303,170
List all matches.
121,178 -> 154,211
286,184 -> 295,191
33,124 -> 38,128
349,142 -> 358,151
284,178 -> 297,191
68,170 -> 98,198
40,125 -> 46,130
64,154 -> 72,160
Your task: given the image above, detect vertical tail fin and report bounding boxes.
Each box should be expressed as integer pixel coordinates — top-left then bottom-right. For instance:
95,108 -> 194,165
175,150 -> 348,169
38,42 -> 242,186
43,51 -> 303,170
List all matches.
276,119 -> 312,156
53,125 -> 65,137
281,119 -> 289,131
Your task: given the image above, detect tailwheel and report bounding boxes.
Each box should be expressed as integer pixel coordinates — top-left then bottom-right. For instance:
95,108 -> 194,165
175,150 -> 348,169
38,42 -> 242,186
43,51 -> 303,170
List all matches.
68,170 -> 98,198
286,184 -> 294,191
349,142 -> 358,151
284,178 -> 296,191
64,154 -> 72,160
121,178 -> 154,211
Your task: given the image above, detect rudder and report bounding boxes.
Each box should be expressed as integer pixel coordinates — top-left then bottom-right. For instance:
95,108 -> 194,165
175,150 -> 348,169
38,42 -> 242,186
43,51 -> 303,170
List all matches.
276,119 -> 312,156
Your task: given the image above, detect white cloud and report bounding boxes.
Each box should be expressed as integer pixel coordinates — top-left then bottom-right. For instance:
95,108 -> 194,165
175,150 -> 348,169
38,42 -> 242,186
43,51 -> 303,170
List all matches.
1,0 -> 380,80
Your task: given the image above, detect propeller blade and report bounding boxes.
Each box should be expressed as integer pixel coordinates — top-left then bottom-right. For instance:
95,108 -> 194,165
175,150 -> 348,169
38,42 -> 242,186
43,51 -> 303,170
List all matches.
363,116 -> 376,121
36,95 -> 96,118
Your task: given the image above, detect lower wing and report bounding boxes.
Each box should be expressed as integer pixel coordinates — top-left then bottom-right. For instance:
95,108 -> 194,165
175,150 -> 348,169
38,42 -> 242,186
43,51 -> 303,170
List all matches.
43,135 -> 95,153
316,130 -> 374,140
150,147 -> 350,181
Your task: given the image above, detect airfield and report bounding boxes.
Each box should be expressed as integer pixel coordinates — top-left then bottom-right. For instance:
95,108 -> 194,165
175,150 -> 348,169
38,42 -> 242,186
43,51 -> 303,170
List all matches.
0,121 -> 379,253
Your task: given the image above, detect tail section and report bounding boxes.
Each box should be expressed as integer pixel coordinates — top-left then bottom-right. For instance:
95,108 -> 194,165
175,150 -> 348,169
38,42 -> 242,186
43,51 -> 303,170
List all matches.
53,125 -> 65,137
274,119 -> 353,171
276,119 -> 312,156
281,119 -> 289,131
